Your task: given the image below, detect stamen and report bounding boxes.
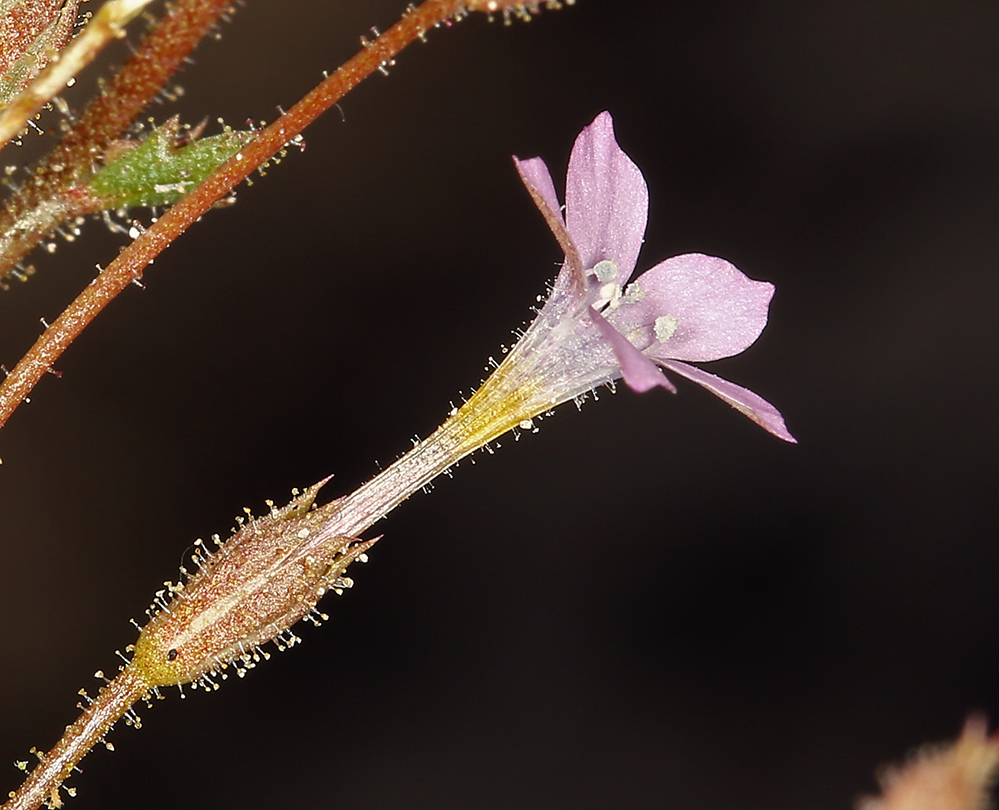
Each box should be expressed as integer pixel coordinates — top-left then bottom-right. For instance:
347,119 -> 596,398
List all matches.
598,281 -> 623,309
622,281 -> 646,303
592,259 -> 618,282
654,314 -> 679,342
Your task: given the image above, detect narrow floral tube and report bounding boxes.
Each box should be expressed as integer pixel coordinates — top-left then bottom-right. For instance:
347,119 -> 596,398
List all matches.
308,111 -> 796,552
2,111 -> 793,810
135,110 -> 796,693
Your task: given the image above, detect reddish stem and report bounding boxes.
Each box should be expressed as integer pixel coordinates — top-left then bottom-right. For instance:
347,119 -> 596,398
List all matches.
2,666 -> 150,810
0,0 -> 561,435
0,0 -> 237,281
2,3 -> 569,805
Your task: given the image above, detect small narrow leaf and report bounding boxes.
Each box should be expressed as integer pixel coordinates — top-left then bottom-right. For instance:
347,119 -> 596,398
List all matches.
89,117 -> 252,209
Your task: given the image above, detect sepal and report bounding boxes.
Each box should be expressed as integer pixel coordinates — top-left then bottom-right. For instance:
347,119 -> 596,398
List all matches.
131,480 -> 376,688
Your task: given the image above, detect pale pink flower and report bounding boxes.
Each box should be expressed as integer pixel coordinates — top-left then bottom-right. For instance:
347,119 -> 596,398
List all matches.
511,111 -> 795,442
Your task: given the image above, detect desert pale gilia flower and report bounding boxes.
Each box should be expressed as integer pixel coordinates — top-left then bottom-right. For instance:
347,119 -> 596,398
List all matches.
508,110 -> 795,443
3,113 -> 792,810
133,110 -> 797,699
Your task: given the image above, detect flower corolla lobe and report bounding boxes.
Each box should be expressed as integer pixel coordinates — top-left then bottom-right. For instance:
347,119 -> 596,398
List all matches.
511,111 -> 795,442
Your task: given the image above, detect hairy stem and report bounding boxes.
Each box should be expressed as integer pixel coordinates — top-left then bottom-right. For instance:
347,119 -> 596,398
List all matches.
0,0 -> 568,435
0,0 -> 237,281
1,2 -> 570,807
2,666 -> 150,810
1,213 -> 558,804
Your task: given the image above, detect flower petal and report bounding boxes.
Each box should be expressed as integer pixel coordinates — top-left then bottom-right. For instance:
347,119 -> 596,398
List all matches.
590,306 -> 676,394
513,155 -> 584,295
565,111 -> 648,281
513,156 -> 562,225
638,253 -> 775,362
659,360 -> 796,442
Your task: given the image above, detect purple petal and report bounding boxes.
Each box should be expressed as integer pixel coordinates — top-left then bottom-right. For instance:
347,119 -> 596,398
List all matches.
565,112 -> 648,282
639,254 -> 775,362
513,155 -> 585,295
659,360 -> 797,442
590,306 -> 676,394
513,156 -> 563,225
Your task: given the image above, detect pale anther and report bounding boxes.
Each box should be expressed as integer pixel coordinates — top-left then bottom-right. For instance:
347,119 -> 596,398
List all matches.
598,282 -> 623,309
592,259 -> 619,282
654,314 -> 679,342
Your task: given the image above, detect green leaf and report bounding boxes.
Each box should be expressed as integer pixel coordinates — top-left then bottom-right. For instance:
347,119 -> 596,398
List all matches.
89,117 -> 252,209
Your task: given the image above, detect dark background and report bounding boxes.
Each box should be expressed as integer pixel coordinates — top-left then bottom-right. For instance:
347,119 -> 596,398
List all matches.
2,1 -> 998,808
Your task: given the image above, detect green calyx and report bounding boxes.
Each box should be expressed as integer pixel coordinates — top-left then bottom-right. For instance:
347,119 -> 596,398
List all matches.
89,117 -> 252,209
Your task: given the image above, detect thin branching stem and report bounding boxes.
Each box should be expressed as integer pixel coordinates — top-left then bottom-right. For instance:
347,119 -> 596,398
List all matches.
2,2 -> 568,806
0,0 -> 238,280
0,0 -> 561,436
